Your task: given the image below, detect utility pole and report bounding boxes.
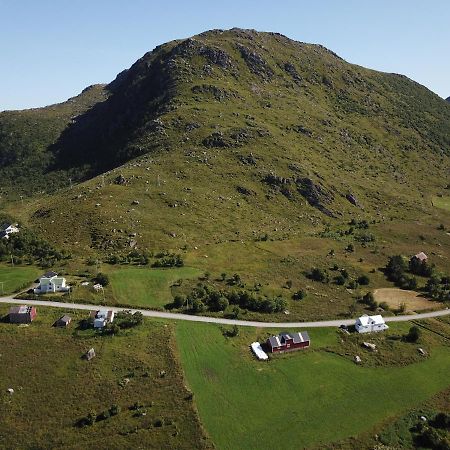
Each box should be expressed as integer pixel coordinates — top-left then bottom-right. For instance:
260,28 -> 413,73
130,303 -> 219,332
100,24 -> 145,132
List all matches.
10,254 -> 14,267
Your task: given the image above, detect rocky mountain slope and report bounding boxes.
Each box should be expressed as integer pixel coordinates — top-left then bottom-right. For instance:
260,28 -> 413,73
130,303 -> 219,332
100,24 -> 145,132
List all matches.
1,28 -> 449,253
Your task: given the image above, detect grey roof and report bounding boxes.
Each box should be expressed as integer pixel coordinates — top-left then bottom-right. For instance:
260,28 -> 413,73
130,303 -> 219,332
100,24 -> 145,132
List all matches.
42,271 -> 58,278
268,336 -> 280,348
269,331 -> 310,347
58,315 -> 71,323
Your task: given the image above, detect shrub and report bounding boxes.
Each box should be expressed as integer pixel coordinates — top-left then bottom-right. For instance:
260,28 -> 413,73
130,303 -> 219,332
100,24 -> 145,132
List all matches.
334,274 -> 346,285
109,404 -> 121,416
292,290 -> 306,300
308,267 -> 329,283
357,275 -> 370,285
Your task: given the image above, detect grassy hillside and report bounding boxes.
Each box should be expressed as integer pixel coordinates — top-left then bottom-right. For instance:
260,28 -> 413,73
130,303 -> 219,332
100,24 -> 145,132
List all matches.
176,320 -> 450,450
0,28 -> 449,321
0,306 -> 211,449
1,28 -> 449,248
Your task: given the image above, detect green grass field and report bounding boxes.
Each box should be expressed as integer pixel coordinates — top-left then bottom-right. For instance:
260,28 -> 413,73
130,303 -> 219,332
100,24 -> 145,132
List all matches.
0,265 -> 40,295
0,306 -> 210,450
176,321 -> 450,450
433,196 -> 450,212
109,266 -> 203,308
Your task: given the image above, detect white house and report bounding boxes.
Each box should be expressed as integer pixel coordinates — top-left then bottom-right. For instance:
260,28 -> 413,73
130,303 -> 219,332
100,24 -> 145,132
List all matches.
34,271 -> 70,294
355,315 -> 389,333
0,223 -> 19,239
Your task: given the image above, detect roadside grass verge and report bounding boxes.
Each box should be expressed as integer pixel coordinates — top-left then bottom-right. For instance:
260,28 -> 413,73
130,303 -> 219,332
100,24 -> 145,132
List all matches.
176,321 -> 450,450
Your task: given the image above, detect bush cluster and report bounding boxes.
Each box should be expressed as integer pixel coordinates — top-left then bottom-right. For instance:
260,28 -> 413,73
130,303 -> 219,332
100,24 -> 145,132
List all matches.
175,283 -> 287,314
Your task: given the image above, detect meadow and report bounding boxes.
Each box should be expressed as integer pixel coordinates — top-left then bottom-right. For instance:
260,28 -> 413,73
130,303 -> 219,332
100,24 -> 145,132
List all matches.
433,195 -> 450,213
175,320 -> 450,450
0,306 -> 211,450
108,266 -> 203,308
0,265 -> 40,294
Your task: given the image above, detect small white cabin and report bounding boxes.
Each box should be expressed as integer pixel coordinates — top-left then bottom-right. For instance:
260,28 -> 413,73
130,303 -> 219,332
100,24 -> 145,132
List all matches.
355,315 -> 388,333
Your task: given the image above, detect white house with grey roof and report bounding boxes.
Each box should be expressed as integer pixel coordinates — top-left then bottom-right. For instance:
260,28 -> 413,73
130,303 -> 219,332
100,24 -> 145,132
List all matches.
0,223 -> 19,239
34,271 -> 69,294
355,314 -> 388,333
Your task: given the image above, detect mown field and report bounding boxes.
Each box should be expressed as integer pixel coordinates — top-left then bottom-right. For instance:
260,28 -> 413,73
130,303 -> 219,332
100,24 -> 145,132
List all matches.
0,265 -> 40,294
175,320 -> 450,450
0,306 -> 211,450
108,266 -> 203,308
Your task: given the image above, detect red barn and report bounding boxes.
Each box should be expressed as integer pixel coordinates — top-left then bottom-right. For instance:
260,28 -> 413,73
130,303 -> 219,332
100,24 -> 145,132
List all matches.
267,331 -> 310,353
9,305 -> 37,324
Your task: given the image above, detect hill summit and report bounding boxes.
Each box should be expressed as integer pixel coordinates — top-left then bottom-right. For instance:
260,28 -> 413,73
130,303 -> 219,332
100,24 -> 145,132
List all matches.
1,28 -> 449,252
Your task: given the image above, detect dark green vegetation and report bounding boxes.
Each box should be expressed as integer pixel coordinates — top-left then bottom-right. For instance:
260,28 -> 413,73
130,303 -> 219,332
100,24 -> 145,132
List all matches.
0,306 -> 211,449
385,254 -> 450,302
0,85 -> 108,196
176,319 -> 450,450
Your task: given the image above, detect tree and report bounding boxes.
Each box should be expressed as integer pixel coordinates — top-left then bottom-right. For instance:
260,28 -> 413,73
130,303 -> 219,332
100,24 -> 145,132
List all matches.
173,295 -> 186,308
404,326 -> 421,342
95,272 -> 109,286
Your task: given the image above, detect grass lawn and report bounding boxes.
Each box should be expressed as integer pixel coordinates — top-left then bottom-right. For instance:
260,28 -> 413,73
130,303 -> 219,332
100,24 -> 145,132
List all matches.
0,265 -> 40,295
176,321 -> 450,450
433,196 -> 450,212
109,266 -> 203,308
0,306 -> 210,450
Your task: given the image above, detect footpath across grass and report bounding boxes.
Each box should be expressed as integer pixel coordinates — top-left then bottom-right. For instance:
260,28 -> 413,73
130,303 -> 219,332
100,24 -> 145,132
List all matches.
109,266 -> 202,308
176,321 -> 450,450
0,265 -> 40,295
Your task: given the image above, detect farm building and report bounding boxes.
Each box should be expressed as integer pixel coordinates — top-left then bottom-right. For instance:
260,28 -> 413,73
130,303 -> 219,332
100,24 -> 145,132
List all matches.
0,223 -> 19,239
355,315 -> 388,333
9,305 -> 37,324
34,271 -> 69,294
267,331 -> 310,353
54,315 -> 72,327
90,310 -> 115,328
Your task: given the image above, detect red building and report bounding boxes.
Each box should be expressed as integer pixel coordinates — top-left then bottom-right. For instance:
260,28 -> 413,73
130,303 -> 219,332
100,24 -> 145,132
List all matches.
267,331 -> 310,353
9,306 -> 37,324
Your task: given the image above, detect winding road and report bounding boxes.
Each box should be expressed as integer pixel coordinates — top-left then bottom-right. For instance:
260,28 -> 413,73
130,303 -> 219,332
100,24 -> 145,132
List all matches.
1,296 -> 449,328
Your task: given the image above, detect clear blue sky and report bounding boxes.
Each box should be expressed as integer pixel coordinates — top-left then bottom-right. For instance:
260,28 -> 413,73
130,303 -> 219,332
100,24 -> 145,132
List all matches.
1,0 -> 449,111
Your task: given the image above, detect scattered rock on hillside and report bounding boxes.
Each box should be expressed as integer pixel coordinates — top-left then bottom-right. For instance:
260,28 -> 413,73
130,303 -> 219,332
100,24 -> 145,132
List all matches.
283,62 -> 302,84
295,177 -> 335,217
346,193 -> 360,207
202,131 -> 229,148
236,44 -> 273,80
236,186 -> 255,196
114,174 -> 127,185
